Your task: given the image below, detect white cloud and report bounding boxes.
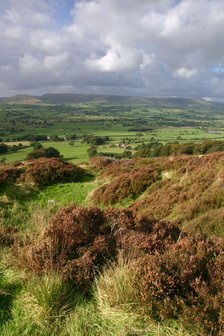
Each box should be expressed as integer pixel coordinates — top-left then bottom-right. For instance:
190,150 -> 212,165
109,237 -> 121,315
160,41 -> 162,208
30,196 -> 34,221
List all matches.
19,54 -> 41,73
175,67 -> 198,78
86,38 -> 142,72
29,31 -> 67,54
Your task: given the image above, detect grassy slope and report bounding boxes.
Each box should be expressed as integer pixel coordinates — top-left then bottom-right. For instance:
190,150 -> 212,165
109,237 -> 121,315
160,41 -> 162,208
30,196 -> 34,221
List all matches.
0,156 -> 200,336
90,152 -> 224,237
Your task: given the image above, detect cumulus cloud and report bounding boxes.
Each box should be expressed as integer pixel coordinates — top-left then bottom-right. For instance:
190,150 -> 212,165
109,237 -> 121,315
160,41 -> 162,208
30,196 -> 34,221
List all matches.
175,68 -> 198,79
0,0 -> 224,97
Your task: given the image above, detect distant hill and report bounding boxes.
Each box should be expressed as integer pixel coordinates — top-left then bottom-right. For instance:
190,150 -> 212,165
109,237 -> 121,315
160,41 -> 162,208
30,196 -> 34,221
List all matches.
0,93 -> 223,107
0,95 -> 41,104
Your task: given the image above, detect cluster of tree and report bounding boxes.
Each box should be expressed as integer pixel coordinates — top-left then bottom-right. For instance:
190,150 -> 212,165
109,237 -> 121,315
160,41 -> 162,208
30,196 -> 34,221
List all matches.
87,145 -> 132,159
16,134 -> 68,142
0,142 -> 23,154
17,134 -> 49,142
14,133 -> 83,143
66,134 -> 77,140
26,144 -> 61,160
128,127 -> 152,132
134,140 -> 224,158
83,135 -> 110,145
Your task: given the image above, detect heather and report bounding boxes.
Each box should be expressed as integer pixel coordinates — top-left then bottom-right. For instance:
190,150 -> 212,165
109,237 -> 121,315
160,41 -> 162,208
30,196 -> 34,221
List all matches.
91,152 -> 224,237
3,205 -> 223,336
0,152 -> 224,335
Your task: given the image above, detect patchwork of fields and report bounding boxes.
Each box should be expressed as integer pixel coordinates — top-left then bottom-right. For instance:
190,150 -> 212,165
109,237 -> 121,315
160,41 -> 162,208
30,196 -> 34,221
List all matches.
1,99 -> 224,163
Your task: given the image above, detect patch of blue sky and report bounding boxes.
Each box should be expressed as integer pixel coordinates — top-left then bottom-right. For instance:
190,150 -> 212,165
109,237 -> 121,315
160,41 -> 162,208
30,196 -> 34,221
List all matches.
54,0 -> 75,26
0,1 -> 9,16
210,66 -> 224,74
173,0 -> 182,6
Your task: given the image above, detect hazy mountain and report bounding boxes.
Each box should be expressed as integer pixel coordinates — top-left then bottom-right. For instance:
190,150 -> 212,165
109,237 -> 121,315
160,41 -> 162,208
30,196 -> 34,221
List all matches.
0,93 -> 222,107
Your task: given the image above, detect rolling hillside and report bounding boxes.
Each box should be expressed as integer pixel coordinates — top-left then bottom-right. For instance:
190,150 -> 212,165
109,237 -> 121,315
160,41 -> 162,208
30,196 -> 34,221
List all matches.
0,93 -> 221,107
90,152 -> 224,237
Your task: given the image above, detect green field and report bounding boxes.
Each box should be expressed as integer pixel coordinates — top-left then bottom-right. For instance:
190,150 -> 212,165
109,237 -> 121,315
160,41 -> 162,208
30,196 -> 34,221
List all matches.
1,100 -> 224,163
35,180 -> 99,207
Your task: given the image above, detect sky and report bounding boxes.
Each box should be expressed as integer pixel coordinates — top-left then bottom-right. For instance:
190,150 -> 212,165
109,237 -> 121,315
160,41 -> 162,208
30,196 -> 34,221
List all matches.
0,0 -> 224,98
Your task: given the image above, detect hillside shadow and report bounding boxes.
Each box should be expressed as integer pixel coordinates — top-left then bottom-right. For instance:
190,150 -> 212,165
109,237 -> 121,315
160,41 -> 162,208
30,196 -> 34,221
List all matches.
81,173 -> 95,183
0,184 -> 38,202
0,278 -> 22,331
64,156 -> 78,161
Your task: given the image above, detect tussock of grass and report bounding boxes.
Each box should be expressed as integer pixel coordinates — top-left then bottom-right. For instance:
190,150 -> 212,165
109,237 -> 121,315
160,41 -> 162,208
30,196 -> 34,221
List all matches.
95,252 -> 140,317
0,256 -> 197,336
89,253 -> 196,336
0,273 -> 80,336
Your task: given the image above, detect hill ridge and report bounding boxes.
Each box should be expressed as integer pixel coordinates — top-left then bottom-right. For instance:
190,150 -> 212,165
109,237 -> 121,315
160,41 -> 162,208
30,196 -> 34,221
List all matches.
0,93 -> 221,107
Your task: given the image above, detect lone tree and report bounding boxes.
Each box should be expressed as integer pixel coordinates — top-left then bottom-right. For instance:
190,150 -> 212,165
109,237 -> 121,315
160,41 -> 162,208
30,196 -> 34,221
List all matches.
0,143 -> 8,154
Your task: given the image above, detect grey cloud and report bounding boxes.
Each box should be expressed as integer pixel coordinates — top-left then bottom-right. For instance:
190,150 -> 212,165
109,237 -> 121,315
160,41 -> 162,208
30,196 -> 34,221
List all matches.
0,0 -> 224,98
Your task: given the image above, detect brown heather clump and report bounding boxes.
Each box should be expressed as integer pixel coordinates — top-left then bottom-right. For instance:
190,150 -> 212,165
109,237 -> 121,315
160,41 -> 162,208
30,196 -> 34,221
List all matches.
92,165 -> 161,205
90,153 -> 224,237
0,163 -> 24,185
137,235 -> 224,336
105,208 -> 182,254
89,156 -> 117,171
13,205 -> 224,335
0,158 -> 87,189
15,205 -> 117,291
0,226 -> 18,247
131,152 -> 224,225
14,206 -> 182,290
18,157 -> 85,186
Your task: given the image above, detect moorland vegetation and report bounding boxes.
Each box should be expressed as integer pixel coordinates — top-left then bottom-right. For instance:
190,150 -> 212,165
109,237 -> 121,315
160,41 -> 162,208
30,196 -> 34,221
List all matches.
0,97 -> 224,335
0,149 -> 223,335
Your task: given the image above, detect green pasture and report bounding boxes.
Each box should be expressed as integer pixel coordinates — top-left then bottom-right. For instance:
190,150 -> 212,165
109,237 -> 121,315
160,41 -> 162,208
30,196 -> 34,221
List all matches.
42,141 -> 89,163
146,127 -> 224,143
0,141 -> 128,164
0,141 -> 90,164
0,146 -> 32,163
1,126 -> 224,164
35,181 -> 98,207
2,101 -> 224,164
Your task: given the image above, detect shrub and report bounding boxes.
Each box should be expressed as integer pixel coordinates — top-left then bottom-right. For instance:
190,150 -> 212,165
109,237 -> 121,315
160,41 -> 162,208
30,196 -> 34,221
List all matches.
138,235 -> 224,335
26,147 -> 61,160
0,226 -> 18,247
19,158 -> 85,186
15,206 -> 117,291
0,164 -> 23,186
0,143 -> 9,154
12,205 -> 224,335
92,166 -> 161,205
89,156 -> 117,171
